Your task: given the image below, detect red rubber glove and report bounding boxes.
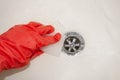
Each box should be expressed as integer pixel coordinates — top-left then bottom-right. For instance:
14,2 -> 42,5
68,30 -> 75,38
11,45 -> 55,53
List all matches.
0,22 -> 61,72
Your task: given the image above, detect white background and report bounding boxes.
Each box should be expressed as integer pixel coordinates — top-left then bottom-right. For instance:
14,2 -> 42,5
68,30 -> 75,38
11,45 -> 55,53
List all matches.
0,0 -> 120,80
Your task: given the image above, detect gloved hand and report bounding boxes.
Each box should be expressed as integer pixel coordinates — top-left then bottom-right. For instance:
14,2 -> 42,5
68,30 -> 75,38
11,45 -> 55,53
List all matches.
0,22 -> 61,72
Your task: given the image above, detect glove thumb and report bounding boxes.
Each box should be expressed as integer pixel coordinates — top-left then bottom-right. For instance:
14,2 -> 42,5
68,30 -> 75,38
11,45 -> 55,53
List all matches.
30,49 -> 44,59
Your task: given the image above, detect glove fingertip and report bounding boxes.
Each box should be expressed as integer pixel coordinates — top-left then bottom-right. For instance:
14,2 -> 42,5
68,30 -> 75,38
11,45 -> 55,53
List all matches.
28,21 -> 43,27
54,33 -> 61,41
45,25 -> 55,34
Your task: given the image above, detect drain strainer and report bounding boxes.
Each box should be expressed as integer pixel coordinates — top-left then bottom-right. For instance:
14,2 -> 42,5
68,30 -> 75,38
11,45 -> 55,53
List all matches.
62,32 -> 85,55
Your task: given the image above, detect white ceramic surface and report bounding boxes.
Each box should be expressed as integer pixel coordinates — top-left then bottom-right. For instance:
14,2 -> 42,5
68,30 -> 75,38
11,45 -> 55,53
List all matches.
0,0 -> 120,80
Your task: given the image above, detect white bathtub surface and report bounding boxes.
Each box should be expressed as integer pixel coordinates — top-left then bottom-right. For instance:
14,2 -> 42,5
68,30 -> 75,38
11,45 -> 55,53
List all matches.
0,0 -> 120,80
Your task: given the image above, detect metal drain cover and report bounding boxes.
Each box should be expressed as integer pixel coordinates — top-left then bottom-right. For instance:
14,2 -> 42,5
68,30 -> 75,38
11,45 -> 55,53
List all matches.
62,32 -> 85,55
